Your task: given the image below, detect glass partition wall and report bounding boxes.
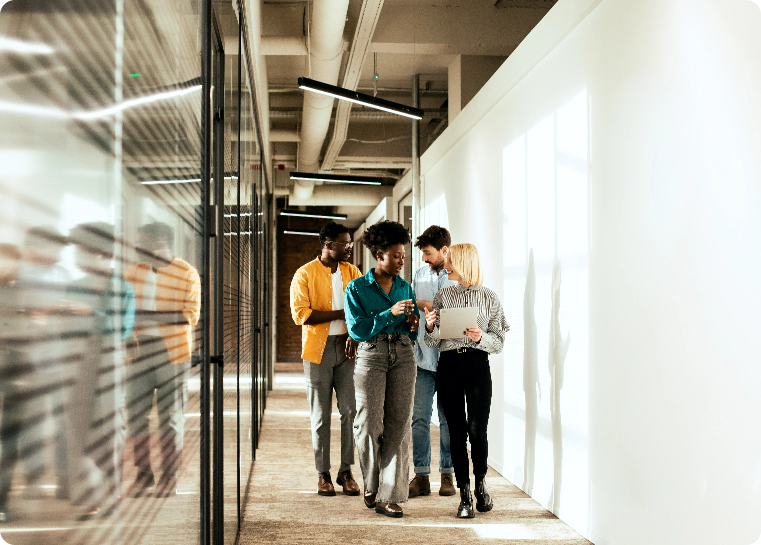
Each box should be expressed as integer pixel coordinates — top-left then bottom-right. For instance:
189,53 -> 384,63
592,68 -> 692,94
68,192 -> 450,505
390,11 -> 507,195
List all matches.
0,1 -> 269,544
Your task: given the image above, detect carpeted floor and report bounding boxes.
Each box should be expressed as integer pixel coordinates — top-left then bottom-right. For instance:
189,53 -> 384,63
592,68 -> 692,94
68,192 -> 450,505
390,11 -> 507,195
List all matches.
237,362 -> 591,545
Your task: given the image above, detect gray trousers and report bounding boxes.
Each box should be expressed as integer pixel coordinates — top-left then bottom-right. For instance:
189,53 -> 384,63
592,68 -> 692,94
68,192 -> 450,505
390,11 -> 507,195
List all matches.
303,334 -> 356,474
353,335 -> 416,504
126,337 -> 188,478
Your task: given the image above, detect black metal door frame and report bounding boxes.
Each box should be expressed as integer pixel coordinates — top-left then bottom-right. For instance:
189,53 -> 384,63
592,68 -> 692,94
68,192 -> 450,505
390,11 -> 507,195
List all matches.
200,0 -> 212,542
211,14 -> 225,545
200,1 -> 229,543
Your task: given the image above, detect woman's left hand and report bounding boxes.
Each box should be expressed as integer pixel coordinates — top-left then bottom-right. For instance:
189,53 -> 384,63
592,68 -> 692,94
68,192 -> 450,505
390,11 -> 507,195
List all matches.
464,327 -> 482,343
407,313 -> 419,332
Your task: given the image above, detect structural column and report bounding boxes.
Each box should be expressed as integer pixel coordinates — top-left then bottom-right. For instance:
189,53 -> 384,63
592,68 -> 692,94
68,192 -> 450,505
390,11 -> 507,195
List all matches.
411,74 -> 421,242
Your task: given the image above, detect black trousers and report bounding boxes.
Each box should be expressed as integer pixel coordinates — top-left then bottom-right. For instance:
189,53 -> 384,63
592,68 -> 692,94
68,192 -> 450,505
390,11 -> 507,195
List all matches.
436,349 -> 492,488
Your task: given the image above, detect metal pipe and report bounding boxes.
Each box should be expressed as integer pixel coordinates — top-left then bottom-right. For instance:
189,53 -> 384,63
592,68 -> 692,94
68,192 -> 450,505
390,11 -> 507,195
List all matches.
212,36 -> 225,545
235,19 -> 242,531
199,0 -> 211,542
296,0 -> 351,198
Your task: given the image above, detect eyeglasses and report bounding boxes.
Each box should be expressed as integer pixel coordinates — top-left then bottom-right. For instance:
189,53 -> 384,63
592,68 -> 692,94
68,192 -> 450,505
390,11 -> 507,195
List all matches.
329,241 -> 354,250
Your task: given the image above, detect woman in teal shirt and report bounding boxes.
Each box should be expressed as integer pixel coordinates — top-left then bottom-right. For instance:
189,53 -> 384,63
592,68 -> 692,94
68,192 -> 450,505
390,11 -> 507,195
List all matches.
345,220 -> 419,518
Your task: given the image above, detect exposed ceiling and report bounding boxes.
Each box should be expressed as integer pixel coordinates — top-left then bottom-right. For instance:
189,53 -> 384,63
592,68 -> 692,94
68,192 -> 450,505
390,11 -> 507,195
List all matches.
222,0 -> 557,226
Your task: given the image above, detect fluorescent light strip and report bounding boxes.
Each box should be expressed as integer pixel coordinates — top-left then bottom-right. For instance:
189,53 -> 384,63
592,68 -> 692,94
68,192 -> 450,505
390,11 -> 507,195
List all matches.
290,171 -> 383,186
0,101 -> 68,118
283,230 -> 320,236
280,211 -> 347,220
298,77 -> 424,120
290,175 -> 381,185
0,85 -> 201,121
1,527 -> 71,533
224,213 -> 252,217
140,178 -> 201,185
0,36 -> 55,55
300,87 -> 422,119
73,85 -> 202,120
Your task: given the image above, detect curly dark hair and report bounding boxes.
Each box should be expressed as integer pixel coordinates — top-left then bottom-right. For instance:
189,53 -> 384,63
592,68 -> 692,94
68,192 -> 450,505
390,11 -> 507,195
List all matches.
319,221 -> 350,247
362,220 -> 410,258
414,225 -> 451,250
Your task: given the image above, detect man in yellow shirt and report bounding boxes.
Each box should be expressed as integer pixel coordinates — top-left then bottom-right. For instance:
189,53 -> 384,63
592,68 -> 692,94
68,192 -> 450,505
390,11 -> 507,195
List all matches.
124,222 -> 200,498
290,222 -> 362,496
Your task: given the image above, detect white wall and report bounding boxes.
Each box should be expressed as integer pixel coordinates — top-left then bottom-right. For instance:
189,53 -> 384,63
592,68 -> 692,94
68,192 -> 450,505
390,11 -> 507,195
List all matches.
354,197 -> 394,273
420,0 -> 761,544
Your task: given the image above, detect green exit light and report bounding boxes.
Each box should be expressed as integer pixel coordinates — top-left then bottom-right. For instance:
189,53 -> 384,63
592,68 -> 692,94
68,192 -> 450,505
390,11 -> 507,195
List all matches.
130,73 -> 140,78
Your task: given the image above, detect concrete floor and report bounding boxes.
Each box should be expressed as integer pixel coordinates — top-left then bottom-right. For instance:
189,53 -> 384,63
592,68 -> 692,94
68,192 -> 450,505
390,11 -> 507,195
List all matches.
238,362 -> 591,545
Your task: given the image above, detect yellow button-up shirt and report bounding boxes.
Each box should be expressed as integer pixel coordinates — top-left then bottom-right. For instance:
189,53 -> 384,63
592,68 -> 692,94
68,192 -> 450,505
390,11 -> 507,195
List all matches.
125,258 -> 201,365
290,257 -> 362,364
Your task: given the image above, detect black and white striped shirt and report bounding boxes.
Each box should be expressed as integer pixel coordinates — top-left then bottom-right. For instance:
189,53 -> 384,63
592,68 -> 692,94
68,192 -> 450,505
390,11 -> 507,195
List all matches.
424,284 -> 509,354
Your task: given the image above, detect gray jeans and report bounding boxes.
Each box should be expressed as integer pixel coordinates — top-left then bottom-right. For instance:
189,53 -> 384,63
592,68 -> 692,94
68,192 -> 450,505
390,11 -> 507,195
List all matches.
303,334 -> 356,474
353,334 -> 416,504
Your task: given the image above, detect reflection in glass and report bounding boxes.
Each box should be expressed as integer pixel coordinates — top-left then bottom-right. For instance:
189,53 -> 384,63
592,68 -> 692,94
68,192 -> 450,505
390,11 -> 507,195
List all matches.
0,1 -> 268,542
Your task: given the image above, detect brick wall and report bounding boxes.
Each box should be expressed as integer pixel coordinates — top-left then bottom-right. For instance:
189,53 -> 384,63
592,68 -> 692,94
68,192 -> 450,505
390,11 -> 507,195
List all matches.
276,215 -> 354,362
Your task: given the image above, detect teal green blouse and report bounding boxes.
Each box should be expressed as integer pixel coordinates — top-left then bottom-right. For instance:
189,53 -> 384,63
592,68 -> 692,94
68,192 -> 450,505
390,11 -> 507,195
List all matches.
344,269 -> 420,343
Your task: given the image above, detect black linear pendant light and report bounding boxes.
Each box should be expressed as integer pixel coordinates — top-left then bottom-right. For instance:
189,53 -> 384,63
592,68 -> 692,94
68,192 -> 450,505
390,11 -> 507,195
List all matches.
280,209 -> 348,220
283,230 -> 321,236
290,171 -> 383,185
298,77 -> 424,120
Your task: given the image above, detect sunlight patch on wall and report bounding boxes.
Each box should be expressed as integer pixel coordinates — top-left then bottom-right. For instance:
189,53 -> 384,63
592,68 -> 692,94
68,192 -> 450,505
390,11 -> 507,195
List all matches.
501,89 -> 590,530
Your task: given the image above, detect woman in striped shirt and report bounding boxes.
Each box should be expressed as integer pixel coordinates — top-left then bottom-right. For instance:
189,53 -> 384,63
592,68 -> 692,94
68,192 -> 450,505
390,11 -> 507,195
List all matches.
424,243 -> 509,519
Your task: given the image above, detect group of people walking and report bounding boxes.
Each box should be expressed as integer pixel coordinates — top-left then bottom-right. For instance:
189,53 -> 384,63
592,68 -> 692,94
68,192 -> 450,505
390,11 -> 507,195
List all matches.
290,220 -> 509,519
0,222 -> 200,522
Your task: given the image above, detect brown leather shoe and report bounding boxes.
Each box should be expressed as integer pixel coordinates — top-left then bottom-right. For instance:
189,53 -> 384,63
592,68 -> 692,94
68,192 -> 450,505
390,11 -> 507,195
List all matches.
336,469 -> 360,496
408,474 -> 431,498
317,472 -> 336,496
375,501 -> 403,518
363,487 -> 377,509
439,473 -> 456,496
126,470 -> 155,498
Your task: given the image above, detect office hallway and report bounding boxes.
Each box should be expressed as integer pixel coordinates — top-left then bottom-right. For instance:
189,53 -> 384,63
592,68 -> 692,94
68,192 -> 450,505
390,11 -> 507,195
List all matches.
237,363 -> 591,545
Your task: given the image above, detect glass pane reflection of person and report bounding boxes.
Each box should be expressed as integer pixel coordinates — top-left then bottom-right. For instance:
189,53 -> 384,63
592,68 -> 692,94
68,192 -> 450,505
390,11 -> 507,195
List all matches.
0,242 -> 23,523
124,222 -> 200,498
4,227 -> 72,511
344,220 -> 420,519
67,222 -> 135,518
423,243 -> 509,519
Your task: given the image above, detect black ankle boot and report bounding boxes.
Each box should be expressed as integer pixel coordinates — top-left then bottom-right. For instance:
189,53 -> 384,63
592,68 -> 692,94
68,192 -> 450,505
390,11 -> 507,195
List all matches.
456,484 -> 475,518
475,474 -> 493,512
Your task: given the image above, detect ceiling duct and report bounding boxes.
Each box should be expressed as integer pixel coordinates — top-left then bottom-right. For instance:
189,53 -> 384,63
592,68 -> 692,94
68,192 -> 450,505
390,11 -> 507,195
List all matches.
296,0 -> 351,200
261,36 -> 308,55
321,0 -> 386,172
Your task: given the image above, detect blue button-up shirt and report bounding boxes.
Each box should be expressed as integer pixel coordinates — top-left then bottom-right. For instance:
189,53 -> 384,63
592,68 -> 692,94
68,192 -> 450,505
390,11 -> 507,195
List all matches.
344,269 -> 420,343
412,264 -> 454,371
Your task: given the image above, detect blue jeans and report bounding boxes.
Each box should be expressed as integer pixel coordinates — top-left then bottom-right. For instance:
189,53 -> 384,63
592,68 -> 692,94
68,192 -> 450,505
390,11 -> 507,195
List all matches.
411,367 -> 453,476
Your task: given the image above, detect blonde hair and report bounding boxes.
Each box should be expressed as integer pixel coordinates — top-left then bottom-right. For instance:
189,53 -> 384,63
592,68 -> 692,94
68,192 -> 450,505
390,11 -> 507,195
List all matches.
448,243 -> 482,287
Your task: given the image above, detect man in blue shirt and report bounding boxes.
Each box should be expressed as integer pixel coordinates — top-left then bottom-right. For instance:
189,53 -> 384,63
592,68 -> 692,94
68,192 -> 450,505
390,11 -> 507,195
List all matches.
408,225 -> 456,497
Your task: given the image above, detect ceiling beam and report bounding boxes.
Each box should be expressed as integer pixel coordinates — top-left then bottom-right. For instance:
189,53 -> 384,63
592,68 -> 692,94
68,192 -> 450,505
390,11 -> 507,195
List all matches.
332,156 -> 412,169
